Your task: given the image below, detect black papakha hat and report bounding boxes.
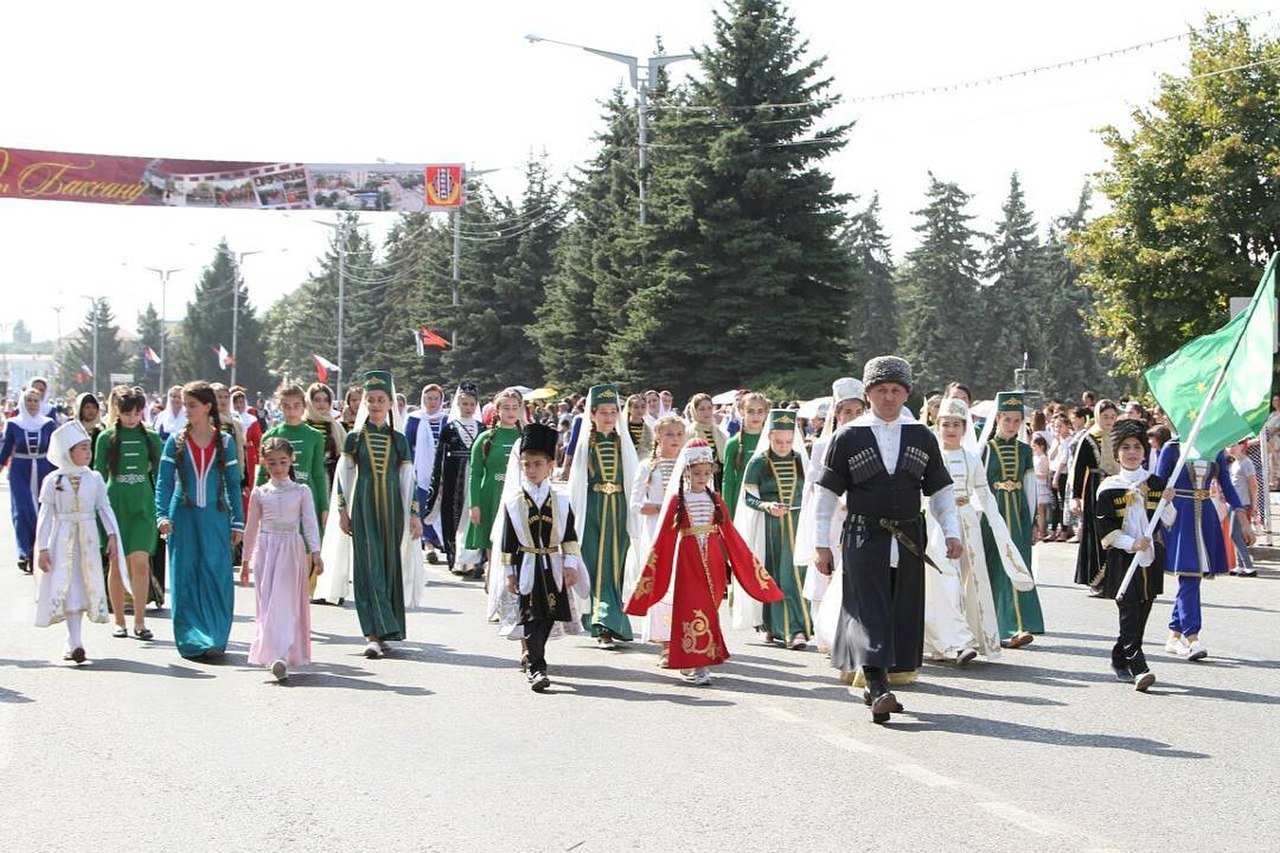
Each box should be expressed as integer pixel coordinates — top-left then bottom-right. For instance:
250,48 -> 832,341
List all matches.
520,422 -> 558,461
1109,418 -> 1149,459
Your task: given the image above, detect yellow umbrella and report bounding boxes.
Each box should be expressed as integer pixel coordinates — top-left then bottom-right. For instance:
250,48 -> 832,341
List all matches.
526,387 -> 558,402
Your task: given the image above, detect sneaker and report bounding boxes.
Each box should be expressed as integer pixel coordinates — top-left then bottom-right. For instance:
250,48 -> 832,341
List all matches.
597,633 -> 616,650
378,640 -> 391,655
63,647 -> 87,664
1229,568 -> 1242,576
1112,666 -> 1134,683
271,660 -> 288,681
363,642 -> 382,659
1186,641 -> 1208,661
789,634 -> 808,651
1238,568 -> 1258,578
679,668 -> 695,679
1164,636 -> 1187,655
956,648 -> 978,667
530,671 -> 551,692
1134,671 -> 1156,692
691,668 -> 712,686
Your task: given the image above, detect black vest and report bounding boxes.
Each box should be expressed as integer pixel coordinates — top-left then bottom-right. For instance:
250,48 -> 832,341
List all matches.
818,423 -> 951,521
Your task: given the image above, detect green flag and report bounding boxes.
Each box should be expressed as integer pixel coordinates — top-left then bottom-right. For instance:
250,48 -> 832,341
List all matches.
1144,256 -> 1277,459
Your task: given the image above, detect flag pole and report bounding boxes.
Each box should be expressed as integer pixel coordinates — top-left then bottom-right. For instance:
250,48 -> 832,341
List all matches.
1116,254 -> 1277,597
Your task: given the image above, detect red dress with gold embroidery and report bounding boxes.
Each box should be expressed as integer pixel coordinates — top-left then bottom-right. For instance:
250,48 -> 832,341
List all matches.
626,489 -> 782,669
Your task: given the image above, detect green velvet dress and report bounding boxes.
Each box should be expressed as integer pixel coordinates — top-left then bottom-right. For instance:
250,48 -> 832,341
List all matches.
341,422 -> 411,641
722,430 -> 760,520
464,425 -> 521,551
981,435 -> 1045,637
580,431 -> 633,640
743,450 -> 811,640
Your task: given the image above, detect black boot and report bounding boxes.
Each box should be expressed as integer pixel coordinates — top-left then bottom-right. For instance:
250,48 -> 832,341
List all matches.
863,667 -> 899,724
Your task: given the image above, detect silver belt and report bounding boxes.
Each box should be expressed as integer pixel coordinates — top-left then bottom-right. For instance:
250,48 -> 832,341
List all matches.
261,525 -> 302,534
114,473 -> 148,485
12,452 -> 42,460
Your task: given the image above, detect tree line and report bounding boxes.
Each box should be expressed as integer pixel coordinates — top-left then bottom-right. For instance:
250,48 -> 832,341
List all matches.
57,5 -> 1280,404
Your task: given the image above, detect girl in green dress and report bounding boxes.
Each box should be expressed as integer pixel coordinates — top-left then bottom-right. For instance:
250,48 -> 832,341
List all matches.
736,409 -> 811,649
94,385 -> 163,640
464,388 -> 524,582
568,384 -> 640,648
721,391 -> 770,521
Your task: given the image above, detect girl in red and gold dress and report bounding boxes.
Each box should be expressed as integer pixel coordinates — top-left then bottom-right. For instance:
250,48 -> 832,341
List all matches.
626,439 -> 782,686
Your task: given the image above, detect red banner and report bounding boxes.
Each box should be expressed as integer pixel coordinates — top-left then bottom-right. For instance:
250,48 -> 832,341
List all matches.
0,146 -> 465,211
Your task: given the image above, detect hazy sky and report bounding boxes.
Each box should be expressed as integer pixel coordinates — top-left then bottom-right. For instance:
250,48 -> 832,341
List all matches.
4,0 -> 1276,346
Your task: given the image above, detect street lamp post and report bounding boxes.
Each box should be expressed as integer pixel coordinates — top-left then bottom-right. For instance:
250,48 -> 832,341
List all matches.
313,219 -> 355,401
226,249 -> 263,386
79,295 -> 99,396
139,265 -> 185,392
526,35 -> 692,225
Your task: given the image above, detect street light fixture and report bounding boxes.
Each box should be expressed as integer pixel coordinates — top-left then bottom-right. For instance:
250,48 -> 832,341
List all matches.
526,34 -> 693,225
129,263 -> 185,392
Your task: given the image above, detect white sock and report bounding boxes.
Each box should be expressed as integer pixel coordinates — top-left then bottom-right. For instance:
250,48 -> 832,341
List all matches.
66,613 -> 84,649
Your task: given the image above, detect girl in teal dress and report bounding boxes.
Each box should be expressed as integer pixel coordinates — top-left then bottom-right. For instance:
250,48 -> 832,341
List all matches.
156,382 -> 244,660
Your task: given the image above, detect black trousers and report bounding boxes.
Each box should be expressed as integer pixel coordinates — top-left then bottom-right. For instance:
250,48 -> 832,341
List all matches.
523,618 -> 555,674
1050,472 -> 1068,529
1113,596 -> 1154,676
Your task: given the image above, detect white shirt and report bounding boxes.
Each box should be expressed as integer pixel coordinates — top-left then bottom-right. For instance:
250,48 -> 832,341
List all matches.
813,409 -> 959,563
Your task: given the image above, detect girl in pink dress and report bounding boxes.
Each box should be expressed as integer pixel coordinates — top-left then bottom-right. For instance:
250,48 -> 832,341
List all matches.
242,437 -> 323,681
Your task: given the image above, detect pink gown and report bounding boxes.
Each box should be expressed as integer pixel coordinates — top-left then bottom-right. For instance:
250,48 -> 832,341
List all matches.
244,478 -> 321,666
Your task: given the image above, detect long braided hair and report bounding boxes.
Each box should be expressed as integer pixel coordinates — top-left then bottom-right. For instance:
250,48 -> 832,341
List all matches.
483,388 -> 524,459
174,381 -> 229,511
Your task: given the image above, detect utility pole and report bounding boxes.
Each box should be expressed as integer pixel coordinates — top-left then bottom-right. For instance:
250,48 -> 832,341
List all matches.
526,35 -> 692,225
314,218 -> 354,401
227,249 -> 262,386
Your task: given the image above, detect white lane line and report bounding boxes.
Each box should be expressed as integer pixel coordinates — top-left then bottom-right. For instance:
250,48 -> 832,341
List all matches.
892,763 -> 957,788
979,801 -> 1067,836
816,729 -> 876,755
756,705 -> 805,724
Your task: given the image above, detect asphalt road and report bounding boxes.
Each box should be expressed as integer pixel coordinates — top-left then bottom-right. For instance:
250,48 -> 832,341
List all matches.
2,485 -> 1277,853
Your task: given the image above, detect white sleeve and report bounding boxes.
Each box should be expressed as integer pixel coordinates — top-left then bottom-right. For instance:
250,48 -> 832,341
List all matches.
813,485 -> 841,549
929,484 -> 961,541
34,475 -> 58,552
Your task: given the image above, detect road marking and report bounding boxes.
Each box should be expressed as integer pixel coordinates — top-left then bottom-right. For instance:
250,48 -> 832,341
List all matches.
979,801 -> 1066,835
892,762 -> 957,788
816,729 -> 876,755
756,705 -> 805,724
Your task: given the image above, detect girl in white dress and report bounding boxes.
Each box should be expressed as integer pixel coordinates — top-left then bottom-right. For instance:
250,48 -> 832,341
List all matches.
629,414 -> 688,658
923,398 -> 1034,664
34,421 -> 125,664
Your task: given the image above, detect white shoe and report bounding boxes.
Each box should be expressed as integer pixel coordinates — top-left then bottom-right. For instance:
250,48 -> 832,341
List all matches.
1186,641 -> 1208,661
1164,637 -> 1187,655
270,660 -> 288,681
956,648 -> 978,667
691,668 -> 712,686
363,642 -> 382,659
378,640 -> 391,655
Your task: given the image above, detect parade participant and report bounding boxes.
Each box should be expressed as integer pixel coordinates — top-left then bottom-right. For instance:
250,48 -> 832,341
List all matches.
0,387 -> 55,574
74,392 -> 104,467
210,383 -> 248,476
325,371 -> 422,657
340,386 -> 362,432
463,387 -> 524,582
154,385 -> 187,442
231,387 -> 263,506
1226,438 -> 1259,576
812,356 -> 960,724
34,421 -> 125,664
568,383 -> 640,648
796,379 -> 864,653
156,382 -> 244,660
27,377 -> 62,421
94,386 -> 163,637
624,394 -> 654,458
1096,419 -> 1176,691
980,393 -> 1046,647
426,382 -> 482,572
643,389 -> 661,425
722,391 -> 770,521
684,392 -> 728,490
242,437 -> 324,682
659,390 -> 675,417
1070,400 -> 1120,591
305,382 -> 346,487
923,398 -> 1033,664
494,423 -> 589,692
629,413 -> 688,654
736,409 -> 811,649
1156,435 -> 1251,661
627,438 -> 783,685
405,384 -> 448,557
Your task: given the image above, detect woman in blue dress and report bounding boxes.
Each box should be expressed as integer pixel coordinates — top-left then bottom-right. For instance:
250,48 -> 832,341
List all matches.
155,381 -> 244,660
0,387 -> 55,574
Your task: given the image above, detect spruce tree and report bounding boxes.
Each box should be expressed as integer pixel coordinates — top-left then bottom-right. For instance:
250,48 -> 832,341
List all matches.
897,174 -> 984,396
533,87 -> 641,389
842,194 -> 897,370
976,172 -> 1041,394
615,0 -> 854,396
58,298 -> 130,395
133,303 -> 167,395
